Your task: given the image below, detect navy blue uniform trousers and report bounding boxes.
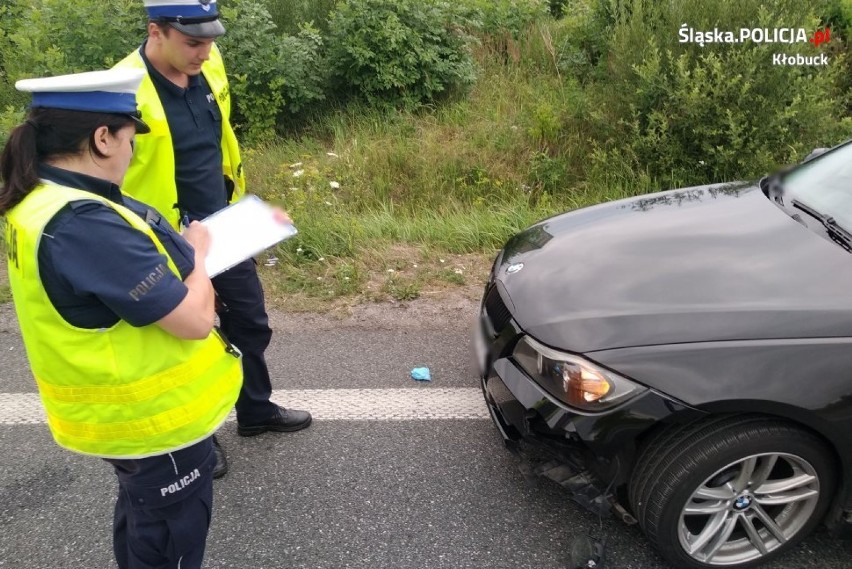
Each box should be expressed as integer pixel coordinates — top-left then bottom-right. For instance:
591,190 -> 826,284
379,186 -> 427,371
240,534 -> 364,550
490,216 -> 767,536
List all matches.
211,258 -> 278,425
107,437 -> 216,569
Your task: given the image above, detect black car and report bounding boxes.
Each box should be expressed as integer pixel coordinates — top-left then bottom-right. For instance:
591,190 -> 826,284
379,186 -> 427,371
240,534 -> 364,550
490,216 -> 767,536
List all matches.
476,140 -> 852,569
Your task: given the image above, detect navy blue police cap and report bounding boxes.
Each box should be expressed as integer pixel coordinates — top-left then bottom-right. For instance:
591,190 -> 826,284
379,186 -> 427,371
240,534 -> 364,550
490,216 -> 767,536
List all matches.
144,0 -> 226,38
15,69 -> 151,134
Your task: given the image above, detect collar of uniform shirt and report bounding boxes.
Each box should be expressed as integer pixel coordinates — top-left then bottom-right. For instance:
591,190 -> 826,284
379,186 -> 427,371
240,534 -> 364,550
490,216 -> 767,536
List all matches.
37,163 -> 124,204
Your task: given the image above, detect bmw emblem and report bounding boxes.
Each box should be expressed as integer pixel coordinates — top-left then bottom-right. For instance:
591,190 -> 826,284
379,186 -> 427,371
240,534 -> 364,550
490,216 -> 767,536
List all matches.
734,495 -> 752,510
506,263 -> 524,275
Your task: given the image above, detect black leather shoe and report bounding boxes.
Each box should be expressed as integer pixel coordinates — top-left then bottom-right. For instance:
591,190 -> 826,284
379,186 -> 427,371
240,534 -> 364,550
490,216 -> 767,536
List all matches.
212,435 -> 228,479
237,406 -> 313,437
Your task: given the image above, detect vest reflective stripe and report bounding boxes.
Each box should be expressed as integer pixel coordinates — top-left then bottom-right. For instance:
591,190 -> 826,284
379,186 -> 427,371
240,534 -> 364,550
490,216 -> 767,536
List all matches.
5,183 -> 242,458
45,356 -> 240,442
115,43 -> 246,229
34,334 -> 227,404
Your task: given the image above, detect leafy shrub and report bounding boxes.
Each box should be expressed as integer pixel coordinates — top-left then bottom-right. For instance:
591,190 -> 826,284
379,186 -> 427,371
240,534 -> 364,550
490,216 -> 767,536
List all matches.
823,0 -> 852,114
540,0 -> 610,80
0,106 -> 25,145
460,0 -> 548,39
528,151 -> 569,196
616,46 -> 846,185
580,0 -> 851,189
456,0 -> 548,63
218,0 -> 326,143
325,0 -> 477,108
0,0 -> 144,113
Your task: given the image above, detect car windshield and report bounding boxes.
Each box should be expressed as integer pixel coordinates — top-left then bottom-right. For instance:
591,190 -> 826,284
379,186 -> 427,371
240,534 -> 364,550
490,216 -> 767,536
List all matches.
782,142 -> 852,228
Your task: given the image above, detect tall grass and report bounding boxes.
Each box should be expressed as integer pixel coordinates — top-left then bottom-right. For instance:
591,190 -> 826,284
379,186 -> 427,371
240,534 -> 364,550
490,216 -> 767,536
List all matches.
243,53 -> 577,261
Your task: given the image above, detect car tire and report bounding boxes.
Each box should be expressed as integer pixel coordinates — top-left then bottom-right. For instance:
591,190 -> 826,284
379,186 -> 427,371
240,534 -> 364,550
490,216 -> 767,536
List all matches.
629,415 -> 836,569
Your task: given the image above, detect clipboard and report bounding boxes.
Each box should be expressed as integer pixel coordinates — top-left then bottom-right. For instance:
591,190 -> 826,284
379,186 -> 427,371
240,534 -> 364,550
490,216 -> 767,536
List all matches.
200,195 -> 297,277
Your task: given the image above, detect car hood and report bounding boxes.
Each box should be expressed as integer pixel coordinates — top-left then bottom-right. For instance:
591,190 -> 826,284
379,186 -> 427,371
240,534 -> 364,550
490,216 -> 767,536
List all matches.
496,183 -> 852,352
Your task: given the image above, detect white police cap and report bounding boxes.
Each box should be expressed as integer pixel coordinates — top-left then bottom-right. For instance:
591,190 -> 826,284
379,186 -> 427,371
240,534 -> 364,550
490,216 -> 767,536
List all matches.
144,0 -> 225,38
15,68 -> 151,134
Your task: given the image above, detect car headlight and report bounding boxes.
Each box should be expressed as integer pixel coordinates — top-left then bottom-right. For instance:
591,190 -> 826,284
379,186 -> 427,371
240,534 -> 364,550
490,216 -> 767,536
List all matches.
513,336 -> 647,411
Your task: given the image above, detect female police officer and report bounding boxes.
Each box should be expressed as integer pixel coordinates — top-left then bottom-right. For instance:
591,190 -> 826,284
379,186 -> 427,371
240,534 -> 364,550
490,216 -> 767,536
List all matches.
0,68 -> 241,568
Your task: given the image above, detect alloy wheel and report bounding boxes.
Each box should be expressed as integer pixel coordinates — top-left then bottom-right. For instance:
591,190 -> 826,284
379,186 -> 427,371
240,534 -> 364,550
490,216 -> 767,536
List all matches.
677,452 -> 820,565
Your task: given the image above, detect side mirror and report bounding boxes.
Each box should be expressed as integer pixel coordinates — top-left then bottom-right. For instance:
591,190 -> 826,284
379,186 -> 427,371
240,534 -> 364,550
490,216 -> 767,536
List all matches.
803,148 -> 829,162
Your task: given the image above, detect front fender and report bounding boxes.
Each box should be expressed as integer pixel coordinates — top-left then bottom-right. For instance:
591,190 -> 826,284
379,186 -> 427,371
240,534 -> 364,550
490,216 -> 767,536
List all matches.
588,338 -> 852,509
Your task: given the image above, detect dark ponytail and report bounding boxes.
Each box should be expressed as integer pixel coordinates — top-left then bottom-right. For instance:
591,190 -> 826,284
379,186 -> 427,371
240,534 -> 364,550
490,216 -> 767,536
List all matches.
0,121 -> 40,214
0,108 -> 134,214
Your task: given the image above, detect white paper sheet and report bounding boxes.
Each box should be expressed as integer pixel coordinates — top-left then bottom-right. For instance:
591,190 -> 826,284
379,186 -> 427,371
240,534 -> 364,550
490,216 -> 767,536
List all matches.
200,195 -> 297,277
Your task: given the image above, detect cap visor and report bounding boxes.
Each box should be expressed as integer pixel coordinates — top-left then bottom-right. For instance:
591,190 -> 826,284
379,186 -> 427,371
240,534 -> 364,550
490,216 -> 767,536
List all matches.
170,19 -> 225,38
130,114 -> 151,134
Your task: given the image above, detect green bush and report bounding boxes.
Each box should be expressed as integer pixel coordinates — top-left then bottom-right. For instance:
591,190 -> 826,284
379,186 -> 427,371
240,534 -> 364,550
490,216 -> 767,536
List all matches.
824,0 -> 852,114
459,0 -> 548,39
578,0 -> 851,189
325,0 -> 477,108
0,106 -> 25,145
617,46 -> 847,185
0,0 -> 329,146
456,0 -> 548,63
539,0 -> 610,80
0,0 -> 144,112
218,0 -> 326,143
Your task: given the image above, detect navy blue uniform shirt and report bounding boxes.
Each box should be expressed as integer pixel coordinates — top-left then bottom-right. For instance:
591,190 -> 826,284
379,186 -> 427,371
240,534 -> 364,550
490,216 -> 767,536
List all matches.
139,42 -> 227,221
37,164 -> 195,329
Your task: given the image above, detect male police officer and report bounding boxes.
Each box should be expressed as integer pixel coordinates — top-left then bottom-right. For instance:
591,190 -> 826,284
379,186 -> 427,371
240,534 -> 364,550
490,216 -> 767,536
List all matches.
116,0 -> 312,479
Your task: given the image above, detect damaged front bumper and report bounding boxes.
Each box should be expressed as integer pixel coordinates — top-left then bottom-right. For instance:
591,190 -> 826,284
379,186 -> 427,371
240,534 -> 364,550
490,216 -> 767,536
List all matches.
481,365 -> 647,523
476,289 -> 703,523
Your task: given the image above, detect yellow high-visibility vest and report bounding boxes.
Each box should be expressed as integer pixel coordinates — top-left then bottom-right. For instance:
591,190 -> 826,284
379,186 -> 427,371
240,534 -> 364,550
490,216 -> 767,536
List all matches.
115,43 -> 245,229
5,182 -> 242,459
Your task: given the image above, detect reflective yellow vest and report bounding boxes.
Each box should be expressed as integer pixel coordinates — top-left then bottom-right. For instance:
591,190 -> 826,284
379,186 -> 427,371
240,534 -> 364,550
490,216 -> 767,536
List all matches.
4,182 -> 242,459
115,43 -> 245,229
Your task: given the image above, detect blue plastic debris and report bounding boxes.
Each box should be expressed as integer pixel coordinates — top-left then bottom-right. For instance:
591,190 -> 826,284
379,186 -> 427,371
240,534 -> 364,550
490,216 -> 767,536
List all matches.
410,367 -> 432,382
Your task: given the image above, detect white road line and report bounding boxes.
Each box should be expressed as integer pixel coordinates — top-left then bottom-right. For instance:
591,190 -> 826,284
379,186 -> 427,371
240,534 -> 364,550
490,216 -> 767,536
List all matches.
0,388 -> 490,424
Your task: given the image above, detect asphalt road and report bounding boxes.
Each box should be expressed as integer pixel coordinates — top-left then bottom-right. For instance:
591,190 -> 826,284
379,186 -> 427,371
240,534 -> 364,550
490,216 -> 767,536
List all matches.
1,298 -> 851,569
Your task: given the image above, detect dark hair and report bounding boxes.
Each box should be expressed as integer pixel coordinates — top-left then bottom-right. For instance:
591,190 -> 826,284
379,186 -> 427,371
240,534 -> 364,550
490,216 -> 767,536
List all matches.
0,108 -> 133,214
149,19 -> 173,35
